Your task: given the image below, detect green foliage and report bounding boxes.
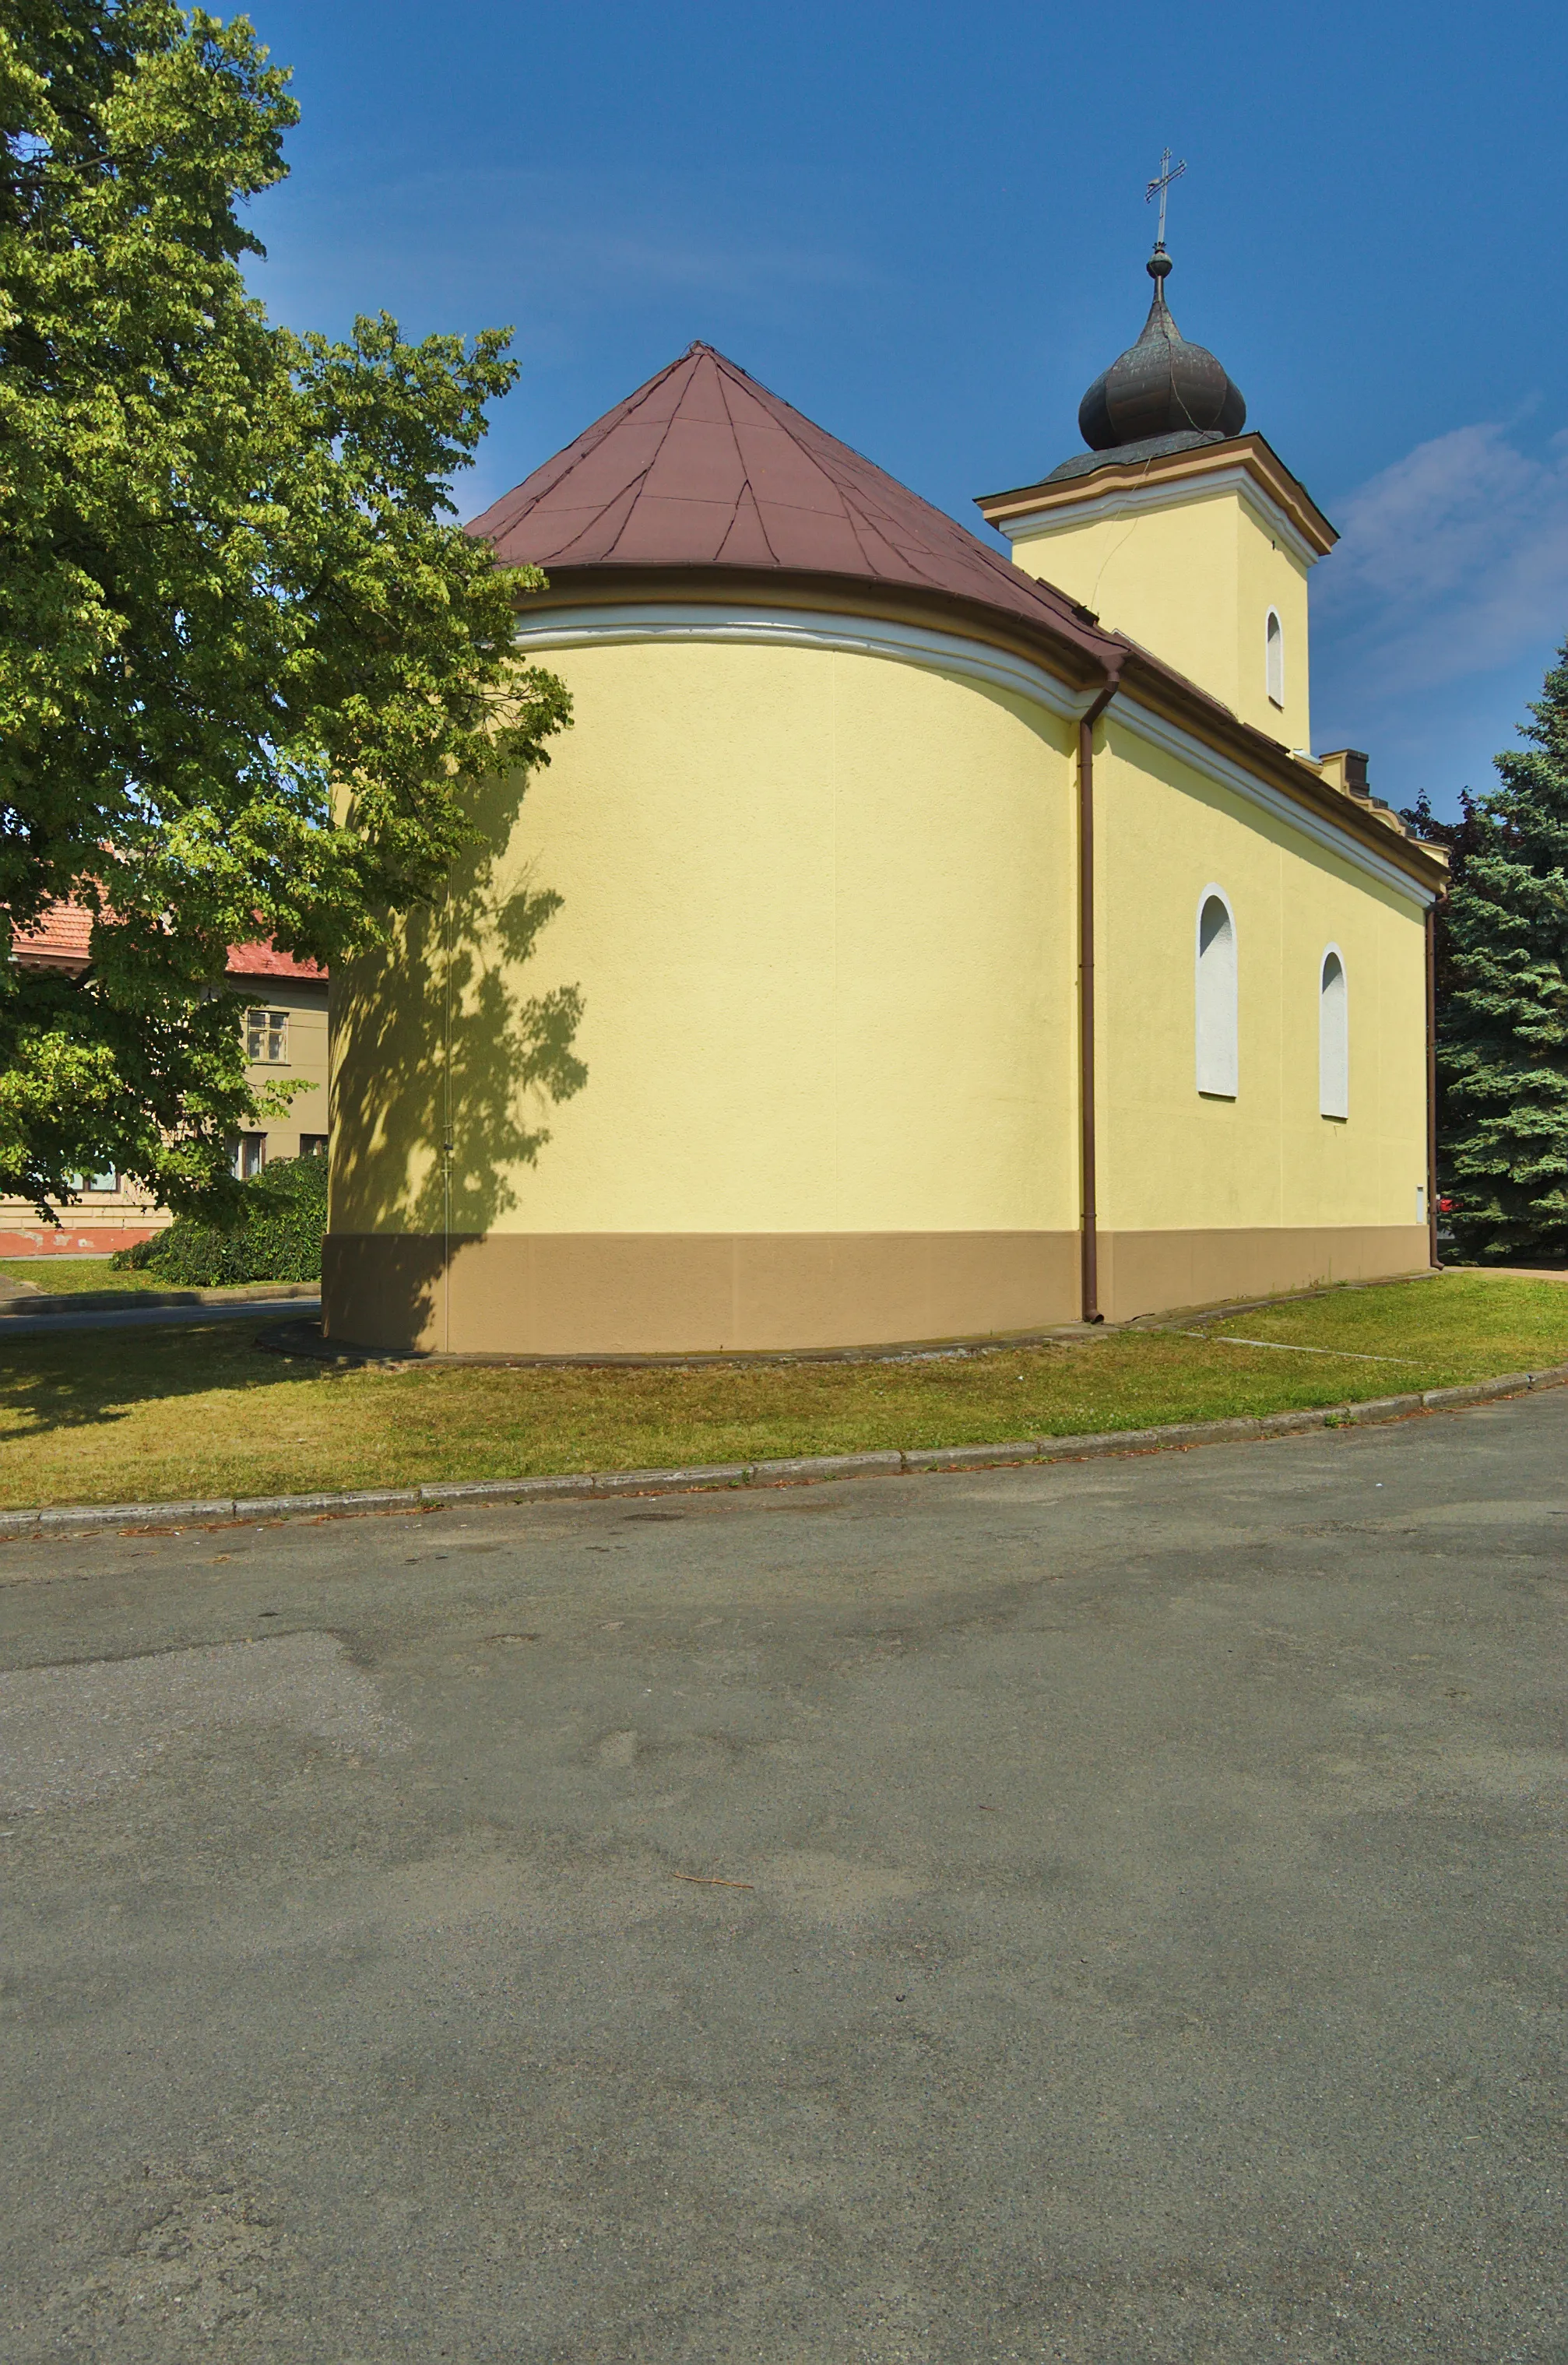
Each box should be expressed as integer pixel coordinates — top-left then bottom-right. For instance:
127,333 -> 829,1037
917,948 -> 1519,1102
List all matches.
0,2 -> 572,1223
112,1148 -> 325,1283
1431,638 -> 1568,1261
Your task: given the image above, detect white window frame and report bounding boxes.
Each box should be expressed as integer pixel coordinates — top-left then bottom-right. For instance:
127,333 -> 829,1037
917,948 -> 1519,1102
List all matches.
1319,944 -> 1348,1119
245,1006 -> 289,1064
1265,609 -> 1285,708
1195,887 -> 1239,1100
232,1133 -> 267,1180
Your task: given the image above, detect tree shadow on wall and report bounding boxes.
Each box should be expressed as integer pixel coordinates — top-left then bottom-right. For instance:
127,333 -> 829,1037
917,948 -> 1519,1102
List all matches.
328,762 -> 586,1348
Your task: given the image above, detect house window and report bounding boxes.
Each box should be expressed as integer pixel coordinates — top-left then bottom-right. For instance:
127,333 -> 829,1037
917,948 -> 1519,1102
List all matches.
68,1168 -> 118,1193
1319,948 -> 1348,1119
245,1007 -> 288,1063
1195,890 -> 1238,1098
233,1133 -> 266,1179
1265,610 -> 1284,708
299,1133 -> 329,1159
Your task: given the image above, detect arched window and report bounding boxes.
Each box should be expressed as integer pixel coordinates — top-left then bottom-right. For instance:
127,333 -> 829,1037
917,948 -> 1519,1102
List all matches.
1320,947 -> 1348,1119
1265,610 -> 1284,707
1195,890 -> 1238,1099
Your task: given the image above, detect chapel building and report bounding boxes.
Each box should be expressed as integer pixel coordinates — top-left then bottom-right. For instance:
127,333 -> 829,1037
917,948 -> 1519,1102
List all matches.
325,241 -> 1447,1356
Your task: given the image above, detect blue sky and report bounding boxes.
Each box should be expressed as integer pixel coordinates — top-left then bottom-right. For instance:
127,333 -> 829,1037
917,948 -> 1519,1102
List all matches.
244,0 -> 1567,818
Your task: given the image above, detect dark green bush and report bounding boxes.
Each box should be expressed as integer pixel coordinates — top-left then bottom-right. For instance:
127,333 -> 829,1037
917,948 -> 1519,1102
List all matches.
112,1153 -> 326,1285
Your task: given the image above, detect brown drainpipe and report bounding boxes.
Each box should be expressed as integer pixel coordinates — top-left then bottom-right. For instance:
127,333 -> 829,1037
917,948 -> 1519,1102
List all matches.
1426,901 -> 1440,1269
1078,664 -> 1123,1324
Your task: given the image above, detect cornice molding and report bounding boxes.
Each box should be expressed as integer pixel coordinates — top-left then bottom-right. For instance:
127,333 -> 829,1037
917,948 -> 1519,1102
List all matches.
978,434 -> 1338,564
514,600 -> 1438,909
513,599 -> 1086,722
1110,694 -> 1437,909
989,464 -> 1324,574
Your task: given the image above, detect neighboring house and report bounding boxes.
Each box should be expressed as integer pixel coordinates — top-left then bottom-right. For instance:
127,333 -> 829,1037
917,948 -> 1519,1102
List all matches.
2,905 -> 328,1256
325,241 -> 1447,1359
226,938 -> 330,1177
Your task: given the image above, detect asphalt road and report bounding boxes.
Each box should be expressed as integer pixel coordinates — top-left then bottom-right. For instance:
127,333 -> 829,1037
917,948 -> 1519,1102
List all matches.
0,1294 -> 319,1337
1,1396 -> 1563,2363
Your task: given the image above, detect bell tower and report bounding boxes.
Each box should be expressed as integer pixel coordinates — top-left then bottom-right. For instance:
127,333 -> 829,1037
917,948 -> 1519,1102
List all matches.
976,198 -> 1335,750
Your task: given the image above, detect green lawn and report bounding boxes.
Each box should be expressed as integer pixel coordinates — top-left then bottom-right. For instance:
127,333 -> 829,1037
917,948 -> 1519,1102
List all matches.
0,1259 -> 302,1296
1,1271 -> 1564,1513
0,1258 -> 171,1295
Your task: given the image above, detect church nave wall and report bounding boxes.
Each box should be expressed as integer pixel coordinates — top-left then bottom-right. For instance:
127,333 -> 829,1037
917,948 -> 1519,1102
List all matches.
1088,722 -> 1431,1316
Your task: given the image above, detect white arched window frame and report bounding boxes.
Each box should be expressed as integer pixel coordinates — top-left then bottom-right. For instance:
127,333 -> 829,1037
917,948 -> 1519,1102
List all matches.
1265,609 -> 1285,708
1195,887 -> 1239,1100
1319,945 -> 1348,1119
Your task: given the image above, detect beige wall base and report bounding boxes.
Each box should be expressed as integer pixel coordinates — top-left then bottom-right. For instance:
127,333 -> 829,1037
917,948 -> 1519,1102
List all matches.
1099,1225 -> 1433,1324
323,1231 -> 1082,1356
324,1223 -> 1433,1356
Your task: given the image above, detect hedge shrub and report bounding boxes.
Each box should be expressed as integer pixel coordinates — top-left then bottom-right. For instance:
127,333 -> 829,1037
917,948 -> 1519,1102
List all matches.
112,1153 -> 326,1285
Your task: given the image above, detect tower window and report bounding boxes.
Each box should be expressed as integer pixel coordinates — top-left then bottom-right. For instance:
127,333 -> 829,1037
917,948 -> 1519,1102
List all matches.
1195,890 -> 1238,1098
1265,610 -> 1284,708
1320,948 -> 1348,1119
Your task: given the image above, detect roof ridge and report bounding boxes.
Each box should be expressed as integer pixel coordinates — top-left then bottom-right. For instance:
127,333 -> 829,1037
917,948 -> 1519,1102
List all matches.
480,346 -> 703,543
714,367 -> 779,564
704,347 -> 887,509
596,360 -> 694,561
702,346 -> 1091,626
701,347 -> 999,589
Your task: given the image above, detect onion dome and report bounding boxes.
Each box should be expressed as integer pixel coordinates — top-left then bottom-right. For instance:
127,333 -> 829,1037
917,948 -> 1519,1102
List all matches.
1074,246 -> 1246,458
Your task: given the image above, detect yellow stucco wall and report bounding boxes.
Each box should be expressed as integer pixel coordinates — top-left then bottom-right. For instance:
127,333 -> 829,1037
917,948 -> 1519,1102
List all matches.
327,620 -> 1432,1348
330,635 -> 1081,1242
1008,485 -> 1313,748
1093,721 -> 1429,1238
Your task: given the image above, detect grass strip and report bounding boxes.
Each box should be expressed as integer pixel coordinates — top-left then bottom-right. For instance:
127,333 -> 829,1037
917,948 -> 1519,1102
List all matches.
0,1272 -> 1565,1514
0,1259 -> 177,1295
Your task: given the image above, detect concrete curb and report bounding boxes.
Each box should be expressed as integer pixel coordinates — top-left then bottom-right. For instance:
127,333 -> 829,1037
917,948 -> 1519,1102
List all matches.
4,1362 -> 1566,1539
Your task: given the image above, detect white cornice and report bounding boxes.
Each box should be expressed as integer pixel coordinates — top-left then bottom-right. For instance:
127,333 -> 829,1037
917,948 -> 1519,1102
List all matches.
514,600 -> 1085,721
514,600 -> 1435,908
1112,694 -> 1436,907
994,466 -> 1322,573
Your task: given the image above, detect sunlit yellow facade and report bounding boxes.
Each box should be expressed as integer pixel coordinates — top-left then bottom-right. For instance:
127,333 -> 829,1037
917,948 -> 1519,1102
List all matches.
324,344 -> 1444,1356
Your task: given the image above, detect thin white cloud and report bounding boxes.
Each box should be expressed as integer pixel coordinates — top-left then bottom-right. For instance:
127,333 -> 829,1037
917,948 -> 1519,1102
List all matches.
1314,421 -> 1568,702
246,163 -> 876,331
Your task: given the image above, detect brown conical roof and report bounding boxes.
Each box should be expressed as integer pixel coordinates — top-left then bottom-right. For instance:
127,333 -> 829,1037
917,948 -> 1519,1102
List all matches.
466,343 -> 1113,658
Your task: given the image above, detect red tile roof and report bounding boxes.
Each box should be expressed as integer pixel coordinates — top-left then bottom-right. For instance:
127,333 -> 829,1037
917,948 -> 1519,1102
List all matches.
227,940 -> 325,981
467,344 -> 1116,662
10,901 -> 91,968
9,901 -> 324,980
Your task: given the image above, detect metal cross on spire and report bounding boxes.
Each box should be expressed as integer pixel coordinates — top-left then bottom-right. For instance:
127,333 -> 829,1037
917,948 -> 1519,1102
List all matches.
1144,147 -> 1187,250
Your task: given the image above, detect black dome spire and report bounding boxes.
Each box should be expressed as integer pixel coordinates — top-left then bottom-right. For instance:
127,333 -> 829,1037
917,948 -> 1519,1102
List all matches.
1075,244 -> 1246,455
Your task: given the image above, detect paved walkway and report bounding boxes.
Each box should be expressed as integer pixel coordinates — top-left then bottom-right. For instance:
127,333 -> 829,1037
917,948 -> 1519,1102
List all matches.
1,1392 -> 1563,2360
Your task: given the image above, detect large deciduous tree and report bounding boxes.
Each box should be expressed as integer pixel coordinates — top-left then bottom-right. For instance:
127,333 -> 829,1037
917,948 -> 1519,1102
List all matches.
0,1 -> 571,1219
1420,638 -> 1568,1261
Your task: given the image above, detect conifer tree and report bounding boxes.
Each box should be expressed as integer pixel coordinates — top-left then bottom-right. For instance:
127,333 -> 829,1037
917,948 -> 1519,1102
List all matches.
1435,638 -> 1568,1261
